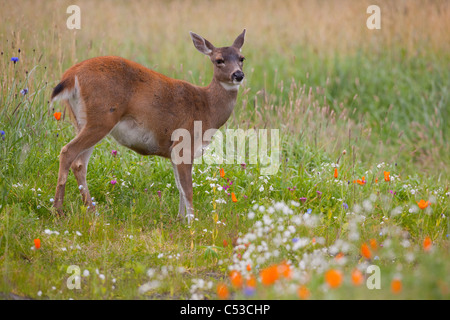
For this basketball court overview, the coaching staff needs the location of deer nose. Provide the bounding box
[232,70,245,82]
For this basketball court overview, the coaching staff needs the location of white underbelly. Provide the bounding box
[109,118,159,155]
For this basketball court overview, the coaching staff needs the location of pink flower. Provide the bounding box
[110,180,117,185]
[111,150,117,156]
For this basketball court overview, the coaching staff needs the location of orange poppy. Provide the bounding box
[423,236,432,252]
[246,275,256,288]
[391,278,402,294]
[34,238,41,249]
[351,268,364,286]
[246,264,252,272]
[230,270,243,288]
[369,238,378,251]
[384,171,390,182]
[217,283,229,299]
[297,285,310,300]
[334,168,338,179]
[260,265,279,286]
[375,177,379,183]
[223,239,228,247]
[53,112,62,121]
[417,199,430,210]
[335,252,344,261]
[361,243,372,259]
[220,168,225,178]
[278,261,292,279]
[231,192,237,203]
[325,269,343,289]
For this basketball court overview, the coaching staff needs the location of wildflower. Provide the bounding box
[231,192,237,203]
[110,180,117,185]
[217,283,229,299]
[334,168,338,179]
[243,286,255,297]
[34,238,41,249]
[299,197,307,203]
[355,176,366,185]
[351,269,364,286]
[220,168,225,178]
[229,270,243,289]
[391,278,402,294]
[306,208,312,214]
[423,236,432,252]
[278,261,292,279]
[240,163,247,170]
[20,88,28,95]
[361,243,372,259]
[111,150,117,156]
[246,275,256,288]
[342,203,349,210]
[369,239,378,251]
[317,191,322,197]
[53,112,62,121]
[260,265,279,286]
[297,285,310,300]
[417,199,430,210]
[375,178,378,183]
[325,269,343,289]
[384,171,390,182]
[223,239,228,247]
[11,57,19,64]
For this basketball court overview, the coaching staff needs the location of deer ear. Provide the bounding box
[190,32,215,55]
[232,29,246,50]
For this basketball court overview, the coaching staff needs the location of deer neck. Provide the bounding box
[203,78,239,129]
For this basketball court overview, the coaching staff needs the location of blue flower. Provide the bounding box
[11,57,19,63]
[0,130,5,136]
[306,208,312,214]
[292,237,299,243]
[343,203,349,210]
[20,88,28,95]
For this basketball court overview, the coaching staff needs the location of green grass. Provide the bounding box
[1,0,449,300]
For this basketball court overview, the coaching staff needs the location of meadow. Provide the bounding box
[0,0,449,300]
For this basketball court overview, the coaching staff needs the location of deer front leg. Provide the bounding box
[173,162,194,223]
[172,162,186,219]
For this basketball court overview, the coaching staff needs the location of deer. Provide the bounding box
[50,30,246,224]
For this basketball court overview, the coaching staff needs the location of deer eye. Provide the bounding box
[239,57,245,63]
[215,59,225,65]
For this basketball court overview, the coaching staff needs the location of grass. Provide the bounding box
[0,0,449,300]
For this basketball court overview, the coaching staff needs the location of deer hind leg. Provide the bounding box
[172,162,194,223]
[53,124,111,215]
[71,146,94,208]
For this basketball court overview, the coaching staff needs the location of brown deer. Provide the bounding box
[50,30,246,223]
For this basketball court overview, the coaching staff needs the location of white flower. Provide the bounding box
[83,270,90,277]
[259,185,264,192]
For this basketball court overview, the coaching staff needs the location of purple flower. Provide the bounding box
[241,163,247,169]
[343,203,349,210]
[111,150,117,156]
[157,190,162,199]
[11,57,19,63]
[20,88,28,95]
[292,237,299,243]
[243,286,255,296]
[389,190,397,195]
[306,208,312,214]
[110,180,117,185]
[299,197,307,203]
